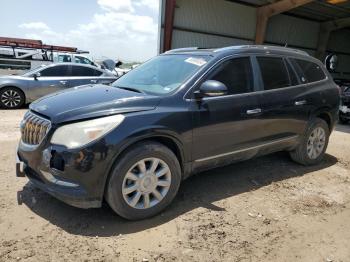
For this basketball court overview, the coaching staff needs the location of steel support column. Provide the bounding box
[163,0,176,52]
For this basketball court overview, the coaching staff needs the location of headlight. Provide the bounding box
[51,114,125,149]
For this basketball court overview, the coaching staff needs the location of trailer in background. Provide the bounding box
[0,37,96,75]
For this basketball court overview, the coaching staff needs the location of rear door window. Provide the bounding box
[71,65,103,76]
[285,60,299,86]
[291,59,326,83]
[207,57,253,95]
[40,65,70,77]
[257,57,290,90]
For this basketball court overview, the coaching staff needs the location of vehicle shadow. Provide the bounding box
[19,152,337,237]
[335,123,350,134]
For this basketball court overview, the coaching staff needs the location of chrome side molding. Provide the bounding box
[195,135,299,162]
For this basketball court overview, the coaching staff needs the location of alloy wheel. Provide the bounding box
[1,89,21,108]
[307,127,326,159]
[122,157,171,209]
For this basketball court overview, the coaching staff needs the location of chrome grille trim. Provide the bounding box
[20,111,51,146]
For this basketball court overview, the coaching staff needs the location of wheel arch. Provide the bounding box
[316,112,332,130]
[102,133,187,199]
[311,108,333,131]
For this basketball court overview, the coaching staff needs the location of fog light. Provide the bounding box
[50,151,65,171]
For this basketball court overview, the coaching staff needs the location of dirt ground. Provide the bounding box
[0,109,350,262]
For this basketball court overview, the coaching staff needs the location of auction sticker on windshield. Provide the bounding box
[185,57,207,67]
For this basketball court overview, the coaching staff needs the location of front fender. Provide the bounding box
[112,125,186,166]
[100,126,189,199]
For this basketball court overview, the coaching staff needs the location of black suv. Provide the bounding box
[16,45,340,220]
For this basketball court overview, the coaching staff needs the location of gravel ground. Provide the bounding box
[0,109,350,262]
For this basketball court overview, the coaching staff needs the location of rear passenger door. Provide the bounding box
[69,65,104,87]
[290,57,329,118]
[254,56,310,142]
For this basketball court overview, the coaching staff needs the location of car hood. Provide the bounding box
[30,84,161,124]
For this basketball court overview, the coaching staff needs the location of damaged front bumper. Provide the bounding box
[16,140,111,209]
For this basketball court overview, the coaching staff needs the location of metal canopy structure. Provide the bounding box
[236,0,350,22]
[232,0,350,58]
[160,0,350,79]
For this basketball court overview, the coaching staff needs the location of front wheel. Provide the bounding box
[0,87,25,109]
[105,142,181,220]
[290,118,329,166]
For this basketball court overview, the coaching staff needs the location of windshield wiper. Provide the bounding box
[116,86,144,94]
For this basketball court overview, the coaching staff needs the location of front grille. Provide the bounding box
[20,111,51,146]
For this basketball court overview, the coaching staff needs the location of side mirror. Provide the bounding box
[33,72,41,80]
[325,53,338,72]
[115,61,123,68]
[194,80,228,99]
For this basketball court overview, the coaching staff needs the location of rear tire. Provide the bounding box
[0,87,25,109]
[105,141,181,220]
[290,118,329,166]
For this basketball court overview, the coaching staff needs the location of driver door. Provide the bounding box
[29,65,71,100]
[191,56,265,172]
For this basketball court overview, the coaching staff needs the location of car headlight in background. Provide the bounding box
[51,114,125,149]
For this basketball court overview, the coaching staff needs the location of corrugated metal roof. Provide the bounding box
[225,0,350,22]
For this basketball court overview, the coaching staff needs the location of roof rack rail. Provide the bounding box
[165,47,199,54]
[261,45,310,56]
[213,46,248,53]
[214,45,309,56]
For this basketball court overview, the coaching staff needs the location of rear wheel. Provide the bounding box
[0,87,25,109]
[290,118,329,166]
[105,142,181,220]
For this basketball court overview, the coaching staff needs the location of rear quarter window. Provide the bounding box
[292,59,326,83]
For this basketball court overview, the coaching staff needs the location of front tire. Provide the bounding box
[105,142,181,220]
[0,87,25,109]
[290,118,329,166]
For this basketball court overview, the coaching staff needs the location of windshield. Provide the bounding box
[112,54,211,95]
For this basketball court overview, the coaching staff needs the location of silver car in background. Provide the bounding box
[0,63,117,108]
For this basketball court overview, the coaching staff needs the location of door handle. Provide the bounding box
[295,100,307,106]
[246,108,262,115]
[90,80,97,83]
[59,80,67,85]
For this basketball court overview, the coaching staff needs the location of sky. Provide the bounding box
[0,0,160,62]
